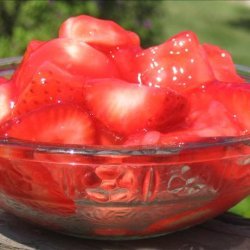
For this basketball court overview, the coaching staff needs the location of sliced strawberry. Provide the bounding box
[124,130,201,146]
[96,124,124,146]
[6,104,96,145]
[124,131,162,146]
[124,86,241,147]
[0,77,8,84]
[59,15,140,50]
[0,82,16,124]
[13,62,85,116]
[110,46,142,82]
[0,158,75,215]
[11,40,46,84]
[13,38,119,93]
[144,190,248,236]
[83,78,189,136]
[201,82,250,133]
[186,87,241,137]
[132,31,214,92]
[202,44,245,83]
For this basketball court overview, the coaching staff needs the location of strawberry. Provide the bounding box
[0,158,75,215]
[59,15,140,50]
[186,86,242,137]
[124,83,242,147]
[83,78,189,136]
[202,44,245,83]
[0,77,8,84]
[13,38,119,93]
[201,82,250,133]
[11,40,46,85]
[13,62,85,116]
[116,31,215,92]
[0,82,16,123]
[124,130,201,146]
[6,104,96,145]
[109,46,142,82]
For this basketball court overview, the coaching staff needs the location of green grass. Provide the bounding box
[160,1,250,218]
[230,196,250,218]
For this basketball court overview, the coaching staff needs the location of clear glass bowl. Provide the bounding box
[0,58,249,239]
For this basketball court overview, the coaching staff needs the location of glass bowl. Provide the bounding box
[0,58,249,240]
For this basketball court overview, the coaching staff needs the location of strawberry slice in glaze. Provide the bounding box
[0,77,8,84]
[202,44,245,83]
[83,78,188,136]
[13,38,119,93]
[0,82,16,123]
[185,84,242,137]
[201,82,250,133]
[59,15,140,50]
[122,31,214,92]
[0,158,75,215]
[124,86,241,147]
[5,104,96,145]
[13,62,86,116]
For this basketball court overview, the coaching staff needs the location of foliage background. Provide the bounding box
[0,0,249,217]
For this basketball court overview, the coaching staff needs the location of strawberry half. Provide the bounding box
[59,15,140,50]
[202,44,245,83]
[185,84,242,137]
[6,104,96,145]
[11,40,46,85]
[0,158,75,215]
[0,77,8,84]
[13,62,86,116]
[202,81,250,133]
[0,82,16,123]
[128,31,214,92]
[13,38,119,93]
[83,78,189,136]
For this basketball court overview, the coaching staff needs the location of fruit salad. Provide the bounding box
[0,15,249,239]
[0,15,248,145]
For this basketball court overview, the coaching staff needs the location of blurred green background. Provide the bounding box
[0,0,249,217]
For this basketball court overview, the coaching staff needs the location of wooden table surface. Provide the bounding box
[0,209,249,250]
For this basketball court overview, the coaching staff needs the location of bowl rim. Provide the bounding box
[0,135,250,156]
[0,58,250,156]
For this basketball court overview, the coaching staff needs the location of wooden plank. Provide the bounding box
[0,209,249,250]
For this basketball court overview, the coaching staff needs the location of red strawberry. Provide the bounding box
[124,83,242,147]
[124,130,200,146]
[0,82,16,123]
[13,62,85,116]
[0,158,75,215]
[59,15,140,50]
[186,87,242,137]
[13,38,119,93]
[0,77,8,84]
[83,78,189,136]
[6,104,96,145]
[202,44,245,83]
[201,82,250,133]
[144,190,248,236]
[110,46,142,82]
[115,31,214,92]
[11,40,46,84]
